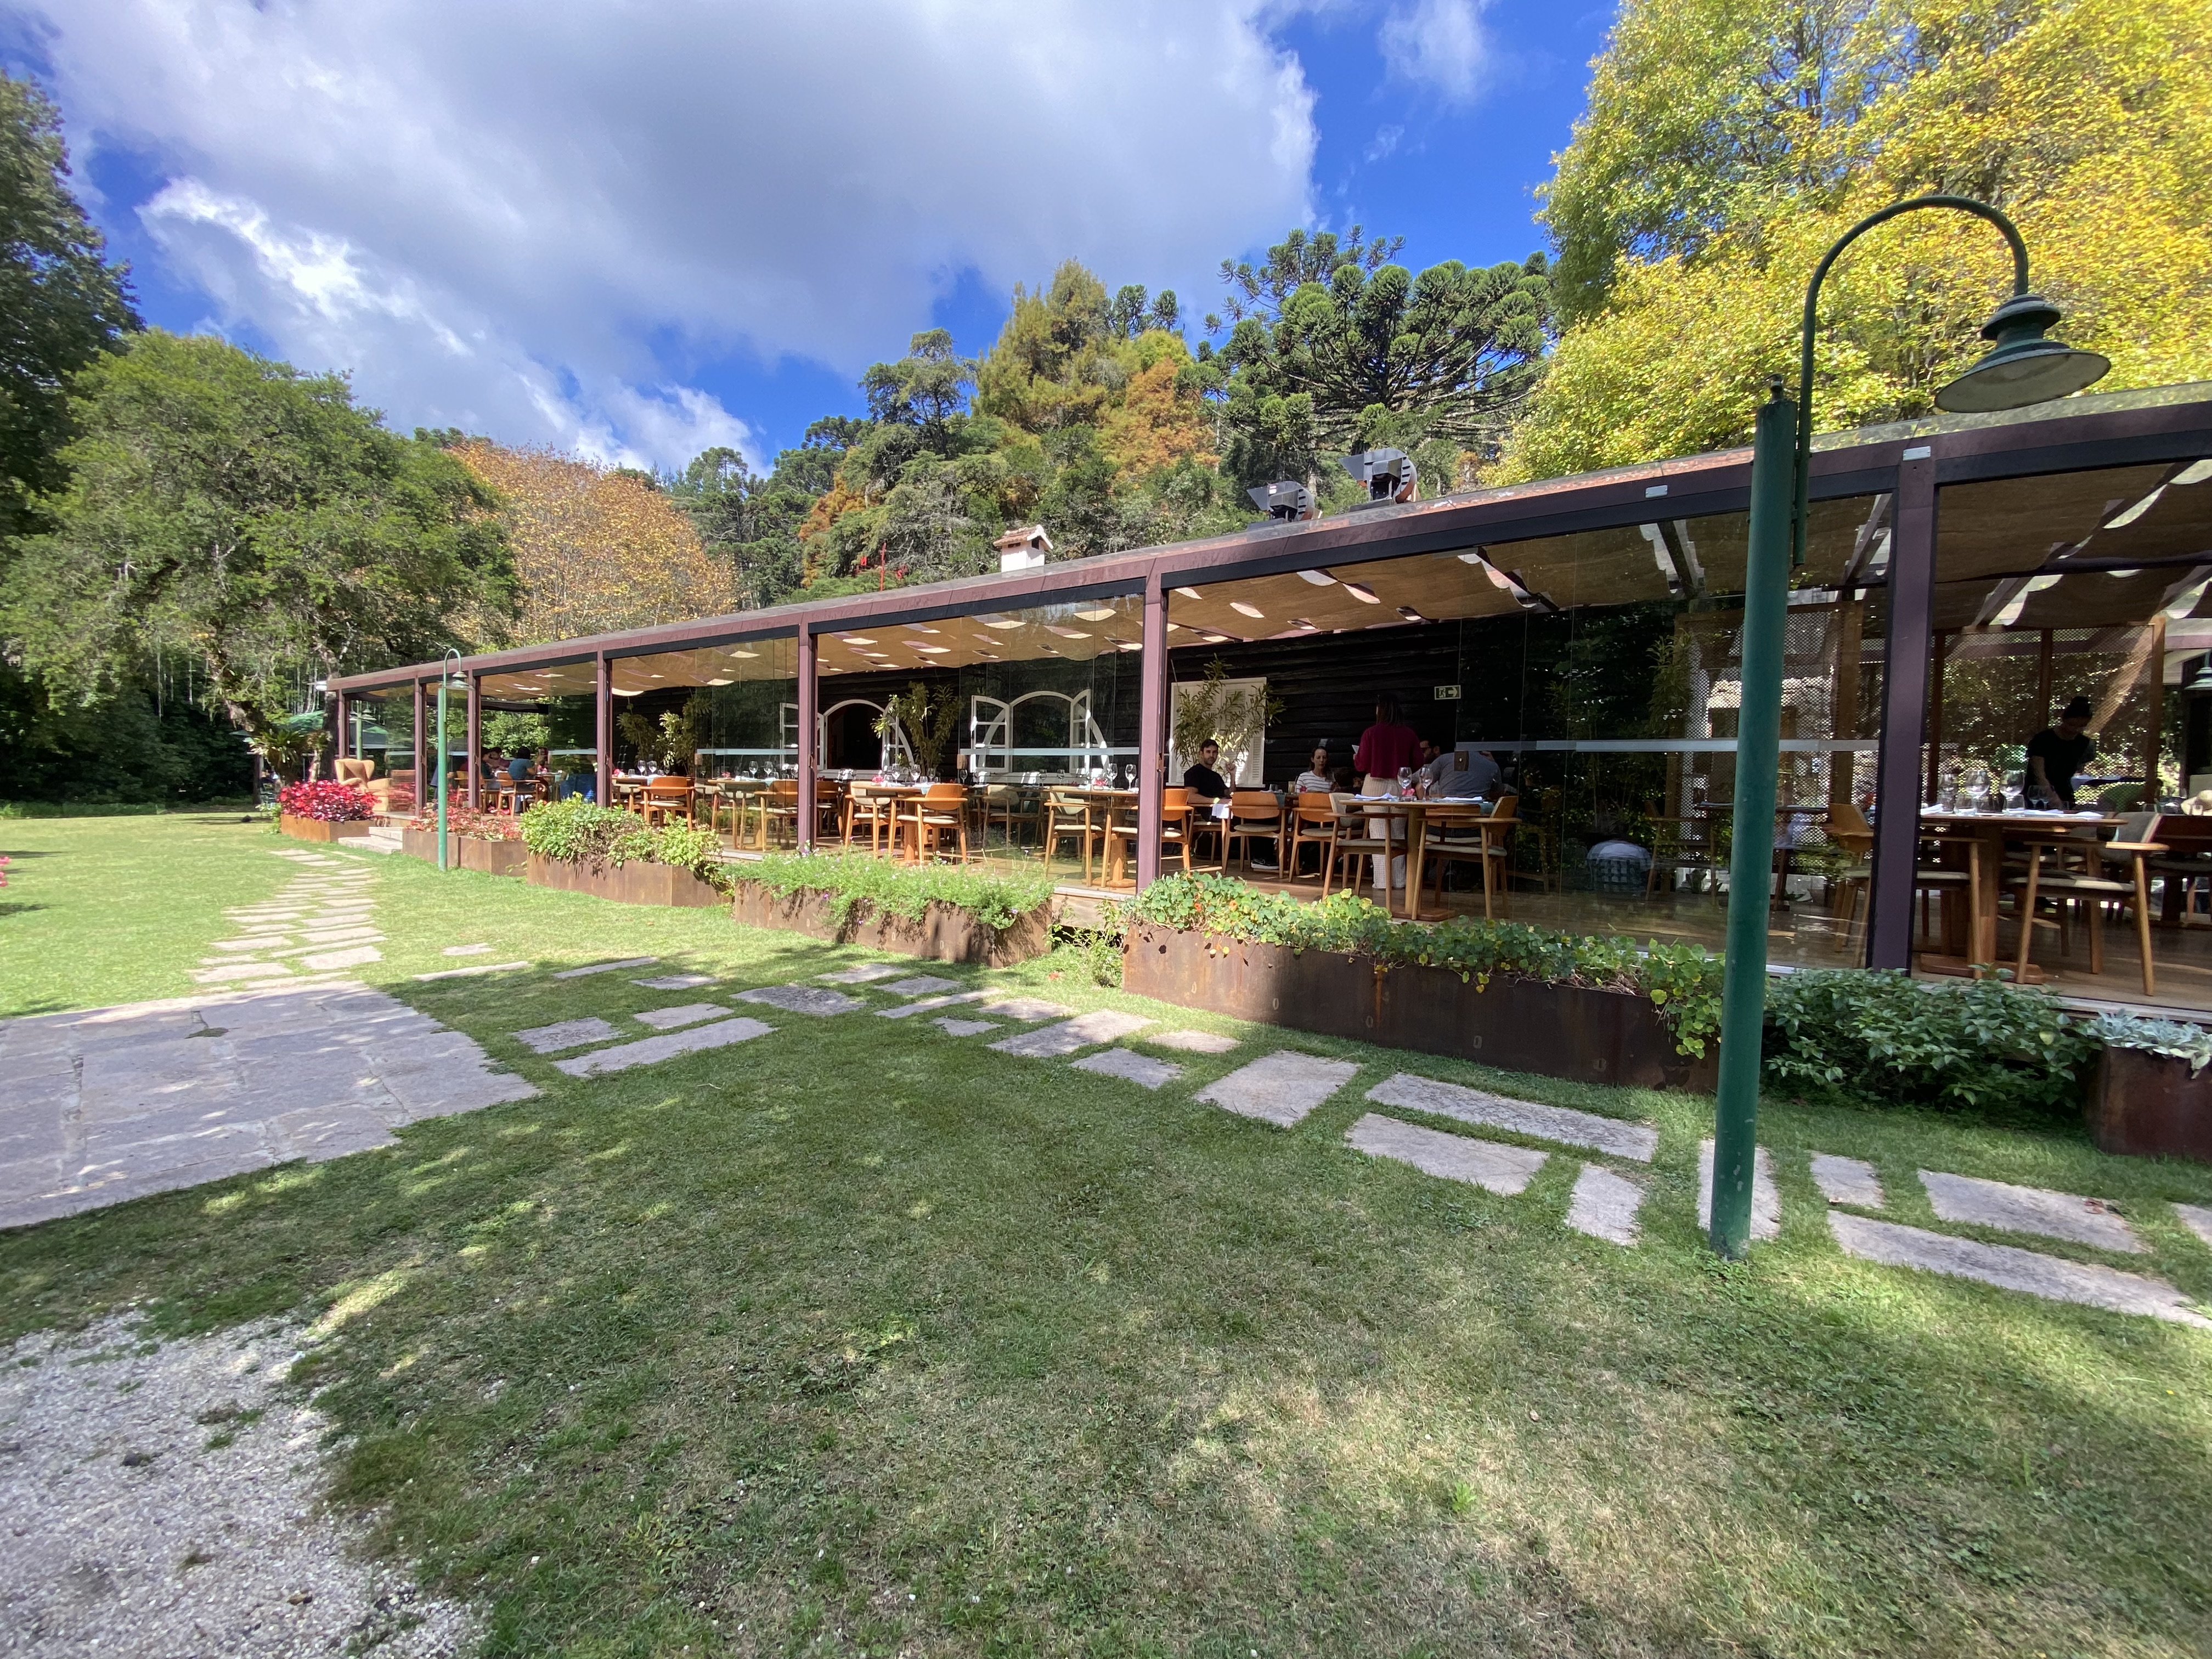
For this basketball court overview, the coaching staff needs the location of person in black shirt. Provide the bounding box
[2025,696,2097,807]
[1183,740,1232,801]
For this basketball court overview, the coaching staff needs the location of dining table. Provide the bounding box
[1915,808,2126,980]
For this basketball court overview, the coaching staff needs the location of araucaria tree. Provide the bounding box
[7,331,517,761]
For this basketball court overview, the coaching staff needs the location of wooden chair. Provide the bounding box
[1420,795,1519,918]
[1286,795,1373,896]
[844,787,900,856]
[983,783,1041,853]
[1042,792,1102,883]
[914,783,969,863]
[2124,813,2212,926]
[1224,790,1284,872]
[814,778,844,844]
[760,780,801,848]
[639,775,695,829]
[2012,827,2161,996]
[1821,801,1877,956]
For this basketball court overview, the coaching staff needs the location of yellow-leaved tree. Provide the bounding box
[452,441,738,642]
[1494,0,2212,483]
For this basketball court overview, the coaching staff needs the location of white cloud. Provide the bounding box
[1380,0,1496,106]
[22,0,1320,470]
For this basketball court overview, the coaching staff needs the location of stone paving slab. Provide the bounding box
[988,1011,1150,1059]
[634,1003,730,1030]
[0,981,537,1228]
[1830,1212,2209,1327]
[1566,1163,1645,1245]
[443,943,494,956]
[736,984,867,1016]
[414,961,531,981]
[876,990,991,1019]
[301,946,382,972]
[297,926,381,945]
[552,957,657,978]
[933,1017,1000,1037]
[1918,1170,2143,1254]
[1348,1111,1547,1194]
[211,934,293,951]
[1143,1029,1239,1054]
[885,975,962,996]
[634,973,715,991]
[552,1017,774,1078]
[1071,1048,1184,1090]
[1365,1073,1658,1163]
[978,996,1074,1022]
[1810,1153,1886,1209]
[1197,1051,1359,1128]
[2176,1202,2212,1250]
[190,961,292,985]
[1698,1141,1781,1243]
[819,961,909,984]
[514,1017,623,1054]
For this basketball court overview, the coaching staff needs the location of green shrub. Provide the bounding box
[1763,969,2095,1120]
[745,850,1053,934]
[518,798,729,890]
[1125,873,1723,1057]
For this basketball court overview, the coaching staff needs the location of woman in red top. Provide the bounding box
[1353,693,1420,890]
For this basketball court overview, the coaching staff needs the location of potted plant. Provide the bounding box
[2085,1013,2212,1163]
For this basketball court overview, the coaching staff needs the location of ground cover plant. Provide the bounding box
[2,817,2211,1657]
[517,797,728,889]
[1130,872,1724,1056]
[746,848,1054,934]
[278,779,376,822]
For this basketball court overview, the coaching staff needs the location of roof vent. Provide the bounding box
[995,524,1052,572]
[1344,447,1417,506]
[1247,481,1314,522]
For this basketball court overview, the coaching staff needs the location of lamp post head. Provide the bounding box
[1934,291,2110,413]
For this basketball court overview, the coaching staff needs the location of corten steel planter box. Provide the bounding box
[279,814,373,843]
[1123,923,1717,1092]
[730,881,1053,967]
[526,853,724,908]
[2087,1048,2212,1164]
[397,831,525,876]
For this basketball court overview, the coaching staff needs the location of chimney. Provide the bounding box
[995,524,1052,572]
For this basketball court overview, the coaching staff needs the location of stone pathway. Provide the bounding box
[0,981,536,1229]
[736,984,867,1016]
[1809,1153,1884,1209]
[1347,1112,1546,1194]
[1830,1213,2210,1328]
[1697,1140,1781,1243]
[551,1017,774,1078]
[1565,1164,1646,1246]
[1195,1051,1359,1127]
[190,853,384,986]
[988,1011,1151,1059]
[1918,1169,2144,1253]
[1071,1048,1183,1090]
[633,973,715,991]
[1143,1029,1239,1054]
[1365,1073,1659,1162]
[552,957,657,979]
[634,1002,729,1030]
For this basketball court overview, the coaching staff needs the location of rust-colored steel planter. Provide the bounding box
[459,838,527,877]
[278,814,373,843]
[730,881,1053,967]
[2088,1048,2212,1164]
[526,853,724,907]
[1123,923,1716,1092]
[399,828,457,865]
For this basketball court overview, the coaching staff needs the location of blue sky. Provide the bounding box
[7,1,1613,470]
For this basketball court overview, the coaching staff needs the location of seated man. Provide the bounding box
[1424,743,1503,800]
[506,749,537,783]
[1183,740,1232,803]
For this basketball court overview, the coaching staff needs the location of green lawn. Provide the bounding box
[3,816,2211,1657]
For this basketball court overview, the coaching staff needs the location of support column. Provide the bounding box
[2143,613,2168,804]
[411,679,426,815]
[1136,572,1167,889]
[595,652,614,806]
[796,623,817,851]
[465,673,482,809]
[1868,453,1939,970]
[335,692,351,764]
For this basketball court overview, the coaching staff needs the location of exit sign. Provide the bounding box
[1433,684,1462,701]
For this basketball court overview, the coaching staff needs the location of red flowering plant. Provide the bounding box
[403,805,524,841]
[278,780,377,822]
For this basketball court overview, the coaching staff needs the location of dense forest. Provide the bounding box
[1,0,2207,799]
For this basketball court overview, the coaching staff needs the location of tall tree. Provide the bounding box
[452,439,737,641]
[0,73,138,540]
[1499,0,2212,482]
[1209,229,1552,484]
[8,331,514,760]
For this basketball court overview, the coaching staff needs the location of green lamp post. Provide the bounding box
[435,648,462,871]
[1707,195,2111,1259]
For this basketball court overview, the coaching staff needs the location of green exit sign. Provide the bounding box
[1434,684,1462,701]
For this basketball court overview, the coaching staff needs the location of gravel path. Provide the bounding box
[0,1316,475,1657]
